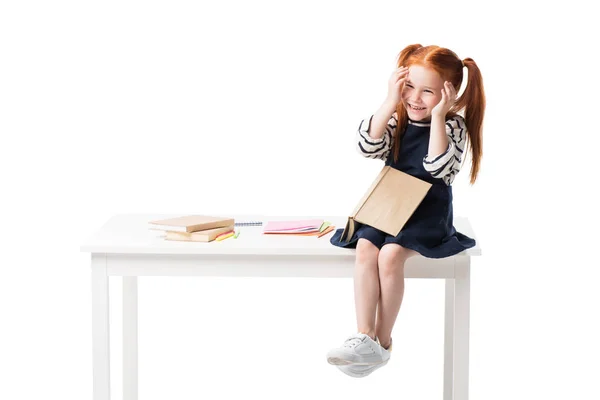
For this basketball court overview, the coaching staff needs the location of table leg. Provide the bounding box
[123,277,138,400]
[92,254,111,400]
[443,257,471,400]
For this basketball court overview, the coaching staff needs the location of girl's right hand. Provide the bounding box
[386,66,409,107]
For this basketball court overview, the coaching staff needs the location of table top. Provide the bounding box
[80,214,481,256]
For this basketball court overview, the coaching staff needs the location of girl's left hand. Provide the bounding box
[432,81,457,117]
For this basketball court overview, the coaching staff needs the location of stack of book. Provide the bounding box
[149,215,235,242]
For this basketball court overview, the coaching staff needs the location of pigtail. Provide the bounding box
[454,58,486,184]
[392,44,422,163]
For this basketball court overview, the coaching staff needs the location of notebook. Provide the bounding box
[263,219,324,234]
[149,215,234,233]
[263,225,335,237]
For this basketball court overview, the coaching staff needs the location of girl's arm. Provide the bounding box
[369,100,398,139]
[428,114,450,158]
[355,110,397,160]
[422,115,468,185]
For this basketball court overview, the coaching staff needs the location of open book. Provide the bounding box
[341,166,432,242]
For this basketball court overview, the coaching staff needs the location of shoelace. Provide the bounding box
[342,335,365,349]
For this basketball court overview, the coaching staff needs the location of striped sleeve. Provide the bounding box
[355,112,397,160]
[422,115,467,185]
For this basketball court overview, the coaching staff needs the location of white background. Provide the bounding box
[1,0,598,399]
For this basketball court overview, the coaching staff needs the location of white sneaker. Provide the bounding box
[326,333,390,366]
[336,337,393,378]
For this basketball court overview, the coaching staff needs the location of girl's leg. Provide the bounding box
[375,244,418,349]
[354,238,381,340]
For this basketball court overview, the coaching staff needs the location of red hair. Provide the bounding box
[393,44,486,184]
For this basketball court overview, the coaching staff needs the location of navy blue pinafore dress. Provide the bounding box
[329,119,475,258]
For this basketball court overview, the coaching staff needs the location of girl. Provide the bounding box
[326,44,486,378]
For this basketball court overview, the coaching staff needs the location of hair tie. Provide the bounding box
[461,59,465,67]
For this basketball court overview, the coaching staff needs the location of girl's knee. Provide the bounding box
[355,238,380,265]
[378,244,417,273]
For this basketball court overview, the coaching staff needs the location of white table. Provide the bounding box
[81,214,481,400]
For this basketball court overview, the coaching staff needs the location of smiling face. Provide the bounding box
[402,65,445,122]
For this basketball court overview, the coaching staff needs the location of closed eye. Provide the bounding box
[406,83,433,94]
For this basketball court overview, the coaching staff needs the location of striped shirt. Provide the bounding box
[356,112,468,186]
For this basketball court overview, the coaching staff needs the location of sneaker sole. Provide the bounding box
[327,356,385,366]
[337,360,389,378]
[326,349,385,366]
[327,357,354,366]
